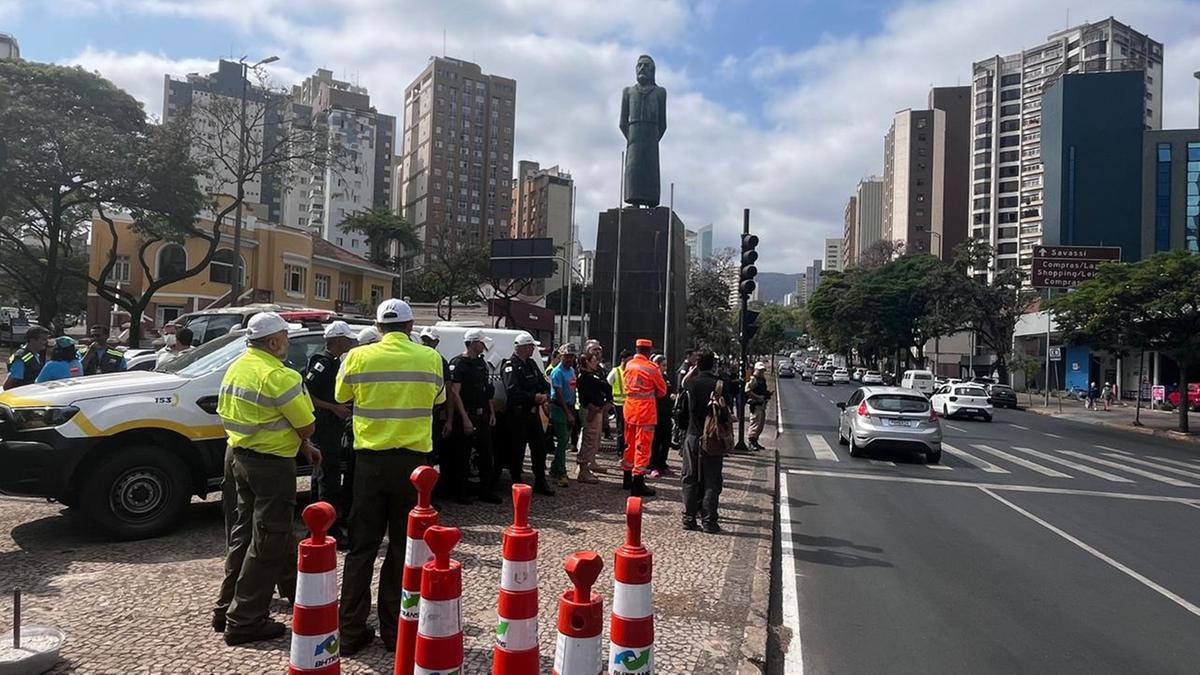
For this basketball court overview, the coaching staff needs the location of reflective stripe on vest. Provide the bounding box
[338,332,446,452]
[217,348,313,457]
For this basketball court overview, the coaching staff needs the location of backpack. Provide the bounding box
[700,379,735,457]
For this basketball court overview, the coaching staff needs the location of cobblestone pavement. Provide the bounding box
[0,440,774,674]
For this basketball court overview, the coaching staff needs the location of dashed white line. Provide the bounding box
[1059,451,1198,488]
[1009,446,1134,483]
[925,463,954,471]
[1100,453,1200,481]
[980,488,1200,620]
[942,443,1010,473]
[945,424,969,433]
[806,434,840,462]
[970,444,1072,478]
[1043,432,1064,439]
[779,474,805,674]
[1009,424,1031,431]
[869,459,896,466]
[1095,445,1123,453]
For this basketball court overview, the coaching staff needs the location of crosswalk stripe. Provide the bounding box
[970,444,1072,478]
[1094,445,1123,453]
[1009,447,1134,483]
[869,459,895,466]
[942,443,1010,473]
[1059,451,1198,488]
[806,434,840,462]
[1147,455,1200,471]
[1100,453,1200,481]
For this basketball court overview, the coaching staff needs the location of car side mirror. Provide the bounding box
[835,402,846,409]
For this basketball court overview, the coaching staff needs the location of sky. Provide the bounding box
[3,0,1200,273]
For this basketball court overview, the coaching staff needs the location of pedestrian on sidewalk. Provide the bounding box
[35,336,85,383]
[3,324,48,390]
[575,352,611,483]
[649,354,674,477]
[549,343,579,488]
[622,339,668,496]
[303,321,357,546]
[1087,382,1099,410]
[608,350,633,456]
[745,362,771,451]
[503,332,555,495]
[446,329,502,505]
[1102,381,1114,411]
[674,349,727,534]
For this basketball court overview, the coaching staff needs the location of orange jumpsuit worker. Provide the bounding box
[622,338,668,497]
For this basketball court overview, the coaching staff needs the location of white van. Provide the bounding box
[901,369,936,396]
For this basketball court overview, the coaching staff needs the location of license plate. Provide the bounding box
[883,419,917,428]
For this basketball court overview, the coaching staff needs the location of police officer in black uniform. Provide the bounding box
[304,320,356,545]
[446,328,502,505]
[3,324,49,390]
[502,331,555,496]
[80,324,127,375]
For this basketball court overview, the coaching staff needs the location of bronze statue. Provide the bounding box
[620,55,667,208]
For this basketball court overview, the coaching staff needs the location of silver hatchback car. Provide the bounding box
[836,386,942,463]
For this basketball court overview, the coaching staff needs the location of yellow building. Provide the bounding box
[86,212,395,329]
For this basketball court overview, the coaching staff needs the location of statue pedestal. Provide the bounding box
[591,206,688,363]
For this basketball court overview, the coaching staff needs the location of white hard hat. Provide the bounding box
[463,328,485,343]
[323,320,354,339]
[376,298,413,324]
[357,326,381,345]
[246,312,290,339]
[754,361,766,370]
[419,326,440,341]
[514,331,536,347]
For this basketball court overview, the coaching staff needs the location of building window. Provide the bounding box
[209,249,244,284]
[1155,143,1172,252]
[338,280,352,302]
[370,284,384,305]
[315,274,331,300]
[106,255,131,283]
[284,264,307,295]
[157,244,187,278]
[1187,142,1200,253]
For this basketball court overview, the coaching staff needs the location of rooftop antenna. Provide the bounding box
[443,29,447,57]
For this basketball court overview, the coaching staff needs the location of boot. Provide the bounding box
[532,478,556,496]
[622,471,633,490]
[576,465,600,484]
[631,474,656,497]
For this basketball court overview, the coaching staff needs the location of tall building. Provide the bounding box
[794,273,808,306]
[1142,129,1200,257]
[0,33,18,59]
[929,86,972,261]
[511,161,574,295]
[576,249,595,285]
[1042,71,1146,259]
[805,260,822,299]
[397,56,516,258]
[685,228,699,264]
[824,238,844,272]
[842,196,858,269]
[283,68,396,256]
[971,18,1163,272]
[883,109,942,255]
[696,223,714,261]
[854,177,885,256]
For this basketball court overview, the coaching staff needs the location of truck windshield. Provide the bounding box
[158,331,247,378]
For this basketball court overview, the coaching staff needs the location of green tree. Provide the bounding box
[407,242,490,320]
[1008,350,1043,406]
[1048,251,1200,432]
[686,250,736,354]
[953,240,1039,382]
[750,304,806,356]
[339,207,422,269]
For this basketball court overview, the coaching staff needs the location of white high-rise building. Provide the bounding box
[854,177,885,256]
[971,18,1162,273]
[823,238,845,272]
[0,33,19,60]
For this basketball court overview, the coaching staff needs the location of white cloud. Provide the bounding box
[52,0,1200,273]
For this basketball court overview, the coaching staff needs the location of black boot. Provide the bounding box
[622,471,633,490]
[631,474,656,497]
[533,478,556,496]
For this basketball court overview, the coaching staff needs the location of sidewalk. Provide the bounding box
[1019,394,1199,445]
[0,437,775,674]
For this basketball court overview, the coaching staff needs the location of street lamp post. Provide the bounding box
[230,55,279,307]
[1193,71,1200,129]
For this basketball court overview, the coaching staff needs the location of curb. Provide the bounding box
[735,390,778,675]
[1022,406,1200,446]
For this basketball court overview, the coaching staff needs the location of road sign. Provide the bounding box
[490,237,556,279]
[1048,346,1062,361]
[1030,245,1121,288]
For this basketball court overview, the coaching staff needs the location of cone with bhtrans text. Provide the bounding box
[414,525,464,675]
[395,466,441,675]
[608,497,654,674]
[493,484,540,674]
[289,502,340,675]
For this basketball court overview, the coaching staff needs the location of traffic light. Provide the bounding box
[739,233,759,297]
[742,308,760,344]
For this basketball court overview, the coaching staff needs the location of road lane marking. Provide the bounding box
[869,459,895,466]
[942,443,1010,473]
[1187,503,1200,512]
[1059,451,1198,488]
[1043,432,1065,439]
[785,468,1200,504]
[1100,453,1200,481]
[1009,447,1134,483]
[1095,445,1123,453]
[779,473,805,674]
[776,380,785,438]
[806,434,839,462]
[925,464,954,470]
[970,444,1072,478]
[1009,424,1031,430]
[1147,455,1200,471]
[945,424,969,433]
[979,488,1200,620]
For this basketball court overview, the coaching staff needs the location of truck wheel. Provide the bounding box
[80,445,192,540]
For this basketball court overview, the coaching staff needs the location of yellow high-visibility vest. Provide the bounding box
[336,331,446,452]
[611,365,626,405]
[218,347,315,457]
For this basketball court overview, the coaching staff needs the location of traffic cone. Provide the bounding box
[395,465,441,675]
[609,497,654,674]
[289,502,340,675]
[414,526,464,675]
[493,484,539,674]
[552,551,604,675]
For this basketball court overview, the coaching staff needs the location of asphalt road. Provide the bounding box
[773,375,1200,675]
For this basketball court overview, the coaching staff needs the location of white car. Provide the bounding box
[930,383,994,422]
[862,370,884,385]
[832,368,850,384]
[0,323,540,539]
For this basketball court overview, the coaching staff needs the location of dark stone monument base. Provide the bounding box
[592,206,688,364]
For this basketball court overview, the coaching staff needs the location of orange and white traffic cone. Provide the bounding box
[609,497,654,674]
[395,466,440,675]
[552,551,605,675]
[289,502,340,675]
[493,484,539,674]
[414,525,464,675]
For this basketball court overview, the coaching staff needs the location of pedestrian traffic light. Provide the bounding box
[742,308,760,344]
[740,233,759,297]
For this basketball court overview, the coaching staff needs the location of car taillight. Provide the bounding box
[929,408,938,421]
[856,401,869,417]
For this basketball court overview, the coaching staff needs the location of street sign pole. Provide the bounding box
[1045,305,1051,407]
